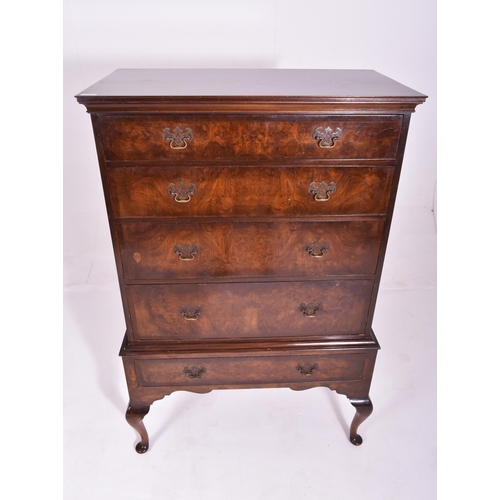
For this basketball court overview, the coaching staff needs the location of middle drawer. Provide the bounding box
[118,219,384,280]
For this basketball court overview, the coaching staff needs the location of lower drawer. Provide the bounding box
[133,352,368,387]
[126,280,373,340]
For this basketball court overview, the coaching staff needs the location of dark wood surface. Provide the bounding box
[118,219,384,280]
[134,352,367,386]
[108,166,394,218]
[76,68,426,99]
[77,69,426,452]
[122,347,378,402]
[99,114,402,162]
[126,280,373,340]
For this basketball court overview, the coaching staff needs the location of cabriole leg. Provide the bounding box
[125,402,150,454]
[349,397,373,446]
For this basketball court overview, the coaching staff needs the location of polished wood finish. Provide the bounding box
[349,398,374,445]
[118,220,385,280]
[76,69,426,99]
[125,403,150,454]
[134,353,367,387]
[126,280,373,341]
[108,166,395,218]
[100,115,402,162]
[76,69,425,453]
[122,348,378,397]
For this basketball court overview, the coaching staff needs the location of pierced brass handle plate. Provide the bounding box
[168,182,196,203]
[299,302,322,318]
[308,181,337,202]
[312,126,342,148]
[173,243,199,261]
[179,305,202,321]
[296,362,319,376]
[305,241,330,258]
[162,126,193,149]
[184,366,206,379]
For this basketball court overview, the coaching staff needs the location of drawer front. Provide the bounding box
[119,220,384,279]
[133,353,367,387]
[100,115,402,162]
[109,166,394,218]
[126,280,373,340]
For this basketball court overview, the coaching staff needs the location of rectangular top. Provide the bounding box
[76,69,426,99]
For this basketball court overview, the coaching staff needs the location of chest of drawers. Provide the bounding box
[76,69,426,453]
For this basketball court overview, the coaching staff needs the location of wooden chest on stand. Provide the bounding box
[76,69,426,453]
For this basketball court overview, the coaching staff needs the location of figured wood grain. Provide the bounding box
[118,220,384,280]
[108,166,394,218]
[100,114,402,162]
[134,352,367,387]
[76,69,426,451]
[126,280,373,341]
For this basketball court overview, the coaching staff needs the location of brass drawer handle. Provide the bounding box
[308,181,337,202]
[296,362,319,376]
[173,243,199,261]
[168,182,196,203]
[299,302,322,318]
[184,366,206,379]
[162,126,193,149]
[305,241,330,258]
[312,126,342,148]
[179,305,202,320]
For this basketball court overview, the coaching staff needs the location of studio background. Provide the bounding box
[64,1,436,499]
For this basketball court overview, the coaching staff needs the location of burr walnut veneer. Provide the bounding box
[76,69,426,453]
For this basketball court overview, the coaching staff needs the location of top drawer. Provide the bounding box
[99,115,403,162]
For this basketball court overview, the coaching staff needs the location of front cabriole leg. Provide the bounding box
[349,397,373,446]
[125,402,151,454]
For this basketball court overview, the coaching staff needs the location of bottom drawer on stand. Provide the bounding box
[132,352,368,387]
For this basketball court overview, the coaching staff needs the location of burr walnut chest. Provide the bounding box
[76,69,426,453]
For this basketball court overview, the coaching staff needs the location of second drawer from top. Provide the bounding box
[108,165,394,218]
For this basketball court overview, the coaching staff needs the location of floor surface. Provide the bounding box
[64,284,436,500]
